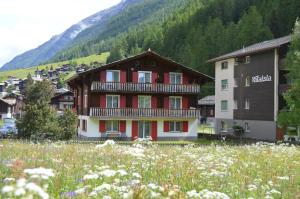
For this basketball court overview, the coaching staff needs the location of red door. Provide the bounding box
[132,121,138,141]
[151,121,158,141]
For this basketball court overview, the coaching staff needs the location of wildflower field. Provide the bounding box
[0,140,300,199]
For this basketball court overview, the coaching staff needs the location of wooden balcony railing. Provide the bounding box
[91,82,201,94]
[90,107,200,118]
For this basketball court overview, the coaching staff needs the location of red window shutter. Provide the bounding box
[120,71,126,83]
[182,73,188,84]
[99,120,106,133]
[132,72,138,83]
[100,71,106,82]
[183,96,189,109]
[132,121,138,140]
[164,96,169,109]
[151,96,157,108]
[151,121,158,141]
[132,95,138,108]
[100,95,106,108]
[164,73,169,84]
[120,95,126,108]
[182,121,189,132]
[164,121,169,132]
[120,121,126,133]
[152,72,158,84]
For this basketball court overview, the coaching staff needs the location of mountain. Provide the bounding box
[0,0,139,71]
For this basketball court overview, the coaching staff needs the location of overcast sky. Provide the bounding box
[0,0,121,67]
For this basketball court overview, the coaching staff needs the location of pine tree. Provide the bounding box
[278,20,300,137]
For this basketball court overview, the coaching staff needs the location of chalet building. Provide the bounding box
[198,95,215,124]
[50,90,74,111]
[208,35,291,141]
[0,93,24,119]
[67,50,212,140]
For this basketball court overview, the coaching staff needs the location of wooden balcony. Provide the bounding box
[91,82,201,94]
[90,107,200,118]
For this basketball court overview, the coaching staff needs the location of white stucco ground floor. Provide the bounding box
[77,115,198,141]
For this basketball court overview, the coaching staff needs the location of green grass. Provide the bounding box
[0,52,110,82]
[0,140,299,198]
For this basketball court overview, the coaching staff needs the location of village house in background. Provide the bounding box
[50,88,74,112]
[209,35,292,141]
[67,50,212,140]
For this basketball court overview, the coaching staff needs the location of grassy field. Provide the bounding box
[0,140,299,198]
[0,52,110,82]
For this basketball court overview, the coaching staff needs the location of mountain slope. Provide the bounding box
[0,0,138,71]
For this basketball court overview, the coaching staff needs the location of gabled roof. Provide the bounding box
[67,50,213,82]
[51,90,73,100]
[208,35,291,63]
[198,95,215,105]
[0,98,16,106]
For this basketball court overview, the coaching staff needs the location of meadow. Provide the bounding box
[0,52,109,82]
[0,140,299,199]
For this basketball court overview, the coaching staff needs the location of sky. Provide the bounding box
[0,0,121,67]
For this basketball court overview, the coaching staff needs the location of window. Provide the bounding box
[221,100,228,111]
[221,79,228,90]
[138,96,151,108]
[170,72,182,84]
[234,78,238,87]
[221,121,228,132]
[82,120,87,132]
[170,121,182,133]
[245,99,250,109]
[170,97,182,109]
[245,122,250,132]
[221,61,228,70]
[245,76,250,87]
[138,71,152,83]
[245,56,251,64]
[106,121,119,132]
[234,100,238,110]
[106,95,119,108]
[106,70,120,82]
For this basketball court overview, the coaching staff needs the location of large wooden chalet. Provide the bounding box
[67,50,212,140]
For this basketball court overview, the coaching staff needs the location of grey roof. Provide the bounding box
[198,95,215,105]
[208,35,291,63]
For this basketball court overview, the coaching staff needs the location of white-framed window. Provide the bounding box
[234,100,238,110]
[106,70,120,82]
[221,79,228,90]
[169,96,182,109]
[245,76,250,87]
[138,96,151,108]
[221,100,228,112]
[106,95,120,108]
[221,61,228,70]
[221,121,228,132]
[170,72,182,84]
[234,78,238,87]
[245,99,250,109]
[245,56,251,64]
[138,71,152,83]
[106,121,119,132]
[245,122,250,132]
[170,121,182,133]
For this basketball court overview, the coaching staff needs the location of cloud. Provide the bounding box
[0,0,121,67]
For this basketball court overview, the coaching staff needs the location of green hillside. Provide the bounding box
[0,52,109,82]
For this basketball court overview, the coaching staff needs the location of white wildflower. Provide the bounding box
[2,185,14,194]
[277,176,289,181]
[100,169,116,177]
[25,183,49,199]
[3,177,15,183]
[83,173,99,180]
[15,188,26,196]
[96,140,115,148]
[24,168,54,178]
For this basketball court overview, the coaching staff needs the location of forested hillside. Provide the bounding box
[52,0,300,76]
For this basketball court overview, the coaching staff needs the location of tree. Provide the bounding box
[6,85,16,94]
[106,44,125,64]
[58,109,77,140]
[17,80,57,139]
[278,20,300,137]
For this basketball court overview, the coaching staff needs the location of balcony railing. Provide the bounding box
[91,82,201,94]
[90,107,200,118]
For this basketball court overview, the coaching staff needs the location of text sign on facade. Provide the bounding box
[252,75,272,83]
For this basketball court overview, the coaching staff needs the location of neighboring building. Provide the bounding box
[50,90,74,111]
[2,93,24,119]
[198,95,215,123]
[208,35,291,141]
[67,50,212,140]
